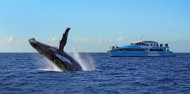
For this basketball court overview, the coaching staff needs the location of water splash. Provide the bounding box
[32,54,61,72]
[71,52,96,71]
[38,59,61,72]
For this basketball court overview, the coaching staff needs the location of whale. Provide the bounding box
[29,28,82,71]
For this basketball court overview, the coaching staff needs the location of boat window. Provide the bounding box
[160,44,163,47]
[150,49,163,51]
[120,49,124,51]
[134,43,148,46]
[131,43,135,45]
[124,48,145,51]
[112,49,120,51]
[167,49,169,52]
[112,46,115,49]
[112,48,145,51]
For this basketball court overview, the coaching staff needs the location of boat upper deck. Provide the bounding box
[115,40,170,49]
[130,41,159,46]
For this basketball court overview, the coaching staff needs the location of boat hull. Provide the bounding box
[108,51,175,57]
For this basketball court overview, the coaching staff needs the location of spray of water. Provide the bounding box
[71,52,96,71]
[38,59,61,72]
[32,54,61,72]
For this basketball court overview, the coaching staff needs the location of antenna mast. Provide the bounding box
[140,35,144,40]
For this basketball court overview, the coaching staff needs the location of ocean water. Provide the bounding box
[0,53,190,94]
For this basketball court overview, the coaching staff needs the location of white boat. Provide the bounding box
[108,41,175,57]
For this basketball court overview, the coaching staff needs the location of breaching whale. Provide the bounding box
[29,28,82,71]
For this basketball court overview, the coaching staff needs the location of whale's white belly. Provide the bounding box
[55,53,71,64]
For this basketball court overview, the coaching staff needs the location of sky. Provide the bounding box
[0,0,190,52]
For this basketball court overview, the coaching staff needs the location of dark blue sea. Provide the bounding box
[0,53,190,94]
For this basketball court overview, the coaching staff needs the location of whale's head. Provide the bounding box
[29,38,57,56]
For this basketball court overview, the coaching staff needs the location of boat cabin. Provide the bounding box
[130,41,159,46]
[108,40,174,57]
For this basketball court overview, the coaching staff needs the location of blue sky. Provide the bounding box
[0,0,190,52]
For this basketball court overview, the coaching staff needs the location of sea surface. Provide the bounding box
[0,53,190,94]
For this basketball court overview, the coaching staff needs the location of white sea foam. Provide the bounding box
[38,59,61,72]
[32,54,61,72]
[71,52,96,71]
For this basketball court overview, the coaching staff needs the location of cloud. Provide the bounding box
[3,36,14,44]
[117,37,125,42]
[96,38,113,44]
[47,36,58,42]
[96,38,104,43]
[46,36,59,46]
[74,38,90,43]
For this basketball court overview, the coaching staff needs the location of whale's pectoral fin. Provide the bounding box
[59,28,70,52]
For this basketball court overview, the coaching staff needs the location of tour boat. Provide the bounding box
[108,41,175,57]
